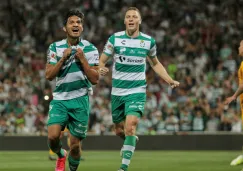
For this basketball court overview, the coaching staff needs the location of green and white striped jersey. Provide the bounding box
[103,31,157,96]
[47,39,99,100]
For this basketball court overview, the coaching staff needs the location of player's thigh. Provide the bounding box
[47,100,68,130]
[67,95,89,140]
[111,95,126,124]
[124,93,146,118]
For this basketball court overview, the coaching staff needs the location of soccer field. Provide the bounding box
[0,151,241,171]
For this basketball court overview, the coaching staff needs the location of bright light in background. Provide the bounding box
[44,95,49,100]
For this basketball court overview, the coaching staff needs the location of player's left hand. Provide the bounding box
[75,48,85,60]
[99,67,109,76]
[224,96,236,105]
[169,80,180,88]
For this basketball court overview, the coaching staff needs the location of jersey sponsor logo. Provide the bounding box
[138,105,144,110]
[129,49,135,54]
[78,123,87,128]
[119,56,126,62]
[119,56,144,64]
[120,47,126,54]
[74,128,87,134]
[121,40,126,45]
[127,58,143,63]
[128,104,144,110]
[137,51,146,55]
[128,105,138,109]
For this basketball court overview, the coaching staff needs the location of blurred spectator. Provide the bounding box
[165,110,179,132]
[192,110,204,131]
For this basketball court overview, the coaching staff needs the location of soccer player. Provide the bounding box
[45,10,99,171]
[99,7,180,171]
[225,40,243,167]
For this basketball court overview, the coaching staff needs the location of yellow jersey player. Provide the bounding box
[225,40,243,168]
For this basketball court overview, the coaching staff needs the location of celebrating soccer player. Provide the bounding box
[45,10,99,171]
[225,40,243,168]
[99,7,179,171]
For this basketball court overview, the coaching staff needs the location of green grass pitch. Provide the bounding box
[0,151,241,171]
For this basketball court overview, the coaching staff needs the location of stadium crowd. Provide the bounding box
[0,0,243,136]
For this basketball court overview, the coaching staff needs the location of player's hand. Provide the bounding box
[169,80,180,88]
[75,48,85,60]
[62,48,72,61]
[99,67,109,76]
[224,96,236,105]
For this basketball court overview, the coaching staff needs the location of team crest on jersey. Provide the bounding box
[140,40,145,47]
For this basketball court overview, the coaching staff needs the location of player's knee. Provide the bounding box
[125,120,138,136]
[48,133,60,142]
[70,143,80,156]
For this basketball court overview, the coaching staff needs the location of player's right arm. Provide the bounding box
[99,53,110,76]
[225,64,243,105]
[45,44,71,81]
[99,35,115,76]
[225,83,243,105]
[147,37,179,88]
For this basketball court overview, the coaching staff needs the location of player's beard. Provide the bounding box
[69,33,81,39]
[67,29,82,39]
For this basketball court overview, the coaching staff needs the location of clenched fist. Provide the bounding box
[99,67,109,76]
[62,48,72,61]
[169,80,180,88]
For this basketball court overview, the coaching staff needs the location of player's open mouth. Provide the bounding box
[129,23,134,26]
[72,28,79,33]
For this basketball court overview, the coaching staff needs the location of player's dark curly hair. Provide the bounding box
[63,10,84,26]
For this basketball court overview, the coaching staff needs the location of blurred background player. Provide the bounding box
[49,128,85,161]
[46,9,99,171]
[99,7,179,171]
[225,40,243,168]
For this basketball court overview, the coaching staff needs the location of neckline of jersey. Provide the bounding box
[125,31,141,39]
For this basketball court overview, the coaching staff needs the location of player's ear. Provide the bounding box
[139,20,142,24]
[63,27,66,32]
